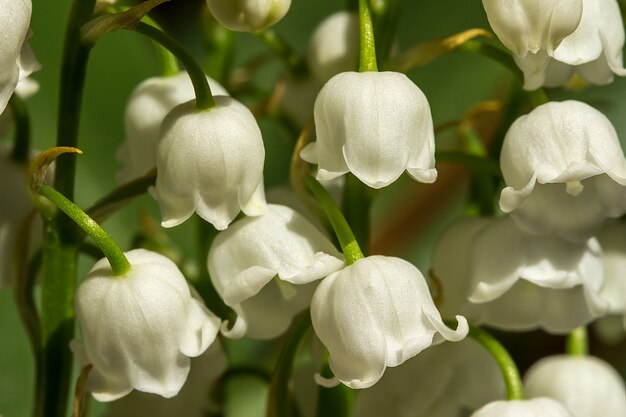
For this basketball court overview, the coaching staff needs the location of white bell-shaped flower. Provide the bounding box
[500,100,626,243]
[150,96,267,230]
[301,71,436,189]
[353,338,505,417]
[433,217,607,334]
[525,355,626,417]
[73,249,221,401]
[470,398,575,417]
[310,255,468,389]
[0,0,39,114]
[525,0,626,89]
[205,0,291,32]
[104,342,227,417]
[482,0,582,90]
[116,72,228,183]
[307,11,359,84]
[208,204,344,339]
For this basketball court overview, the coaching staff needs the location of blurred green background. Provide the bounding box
[2,0,626,416]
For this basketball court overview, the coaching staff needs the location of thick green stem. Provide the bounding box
[358,0,378,72]
[39,1,96,416]
[305,176,364,265]
[8,94,30,163]
[39,185,130,275]
[566,327,588,357]
[255,29,308,77]
[133,22,215,110]
[267,312,312,417]
[468,325,524,400]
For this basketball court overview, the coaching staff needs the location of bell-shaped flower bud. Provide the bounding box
[310,255,468,389]
[354,339,505,417]
[307,11,359,84]
[499,100,626,243]
[524,355,626,417]
[151,96,267,230]
[208,204,344,339]
[524,0,626,89]
[470,398,575,417]
[433,217,607,334]
[482,0,582,57]
[116,72,228,184]
[301,71,436,189]
[205,0,291,32]
[72,249,221,401]
[0,0,40,114]
[104,342,228,417]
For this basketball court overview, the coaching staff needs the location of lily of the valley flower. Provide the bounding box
[500,100,626,243]
[354,338,505,417]
[470,398,575,417]
[0,0,40,114]
[433,217,607,334]
[205,0,291,32]
[529,0,626,89]
[310,255,468,389]
[150,96,267,230]
[208,204,344,339]
[73,249,221,401]
[525,355,626,417]
[307,11,360,84]
[116,72,228,183]
[301,71,436,189]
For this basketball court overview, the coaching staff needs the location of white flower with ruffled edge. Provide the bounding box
[500,100,626,243]
[432,217,607,334]
[310,255,468,389]
[208,204,344,339]
[525,355,626,417]
[524,0,626,89]
[0,0,40,114]
[150,96,267,230]
[205,0,291,32]
[72,249,221,401]
[116,72,228,183]
[301,71,436,189]
[471,398,575,417]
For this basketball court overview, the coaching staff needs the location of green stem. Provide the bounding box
[39,1,96,416]
[341,173,371,255]
[305,176,364,265]
[255,29,308,77]
[39,185,130,276]
[527,88,549,107]
[133,22,215,110]
[566,327,588,357]
[358,0,378,72]
[8,94,30,163]
[468,325,524,400]
[140,13,179,77]
[267,311,311,417]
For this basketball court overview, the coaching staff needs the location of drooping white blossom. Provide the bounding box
[73,249,221,401]
[150,96,267,230]
[104,342,228,417]
[432,217,607,334]
[205,0,291,32]
[310,255,468,389]
[307,11,359,84]
[301,71,436,189]
[208,204,344,339]
[525,355,626,417]
[0,0,39,115]
[500,100,626,243]
[116,72,228,184]
[354,338,505,417]
[526,0,626,89]
[470,398,575,417]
